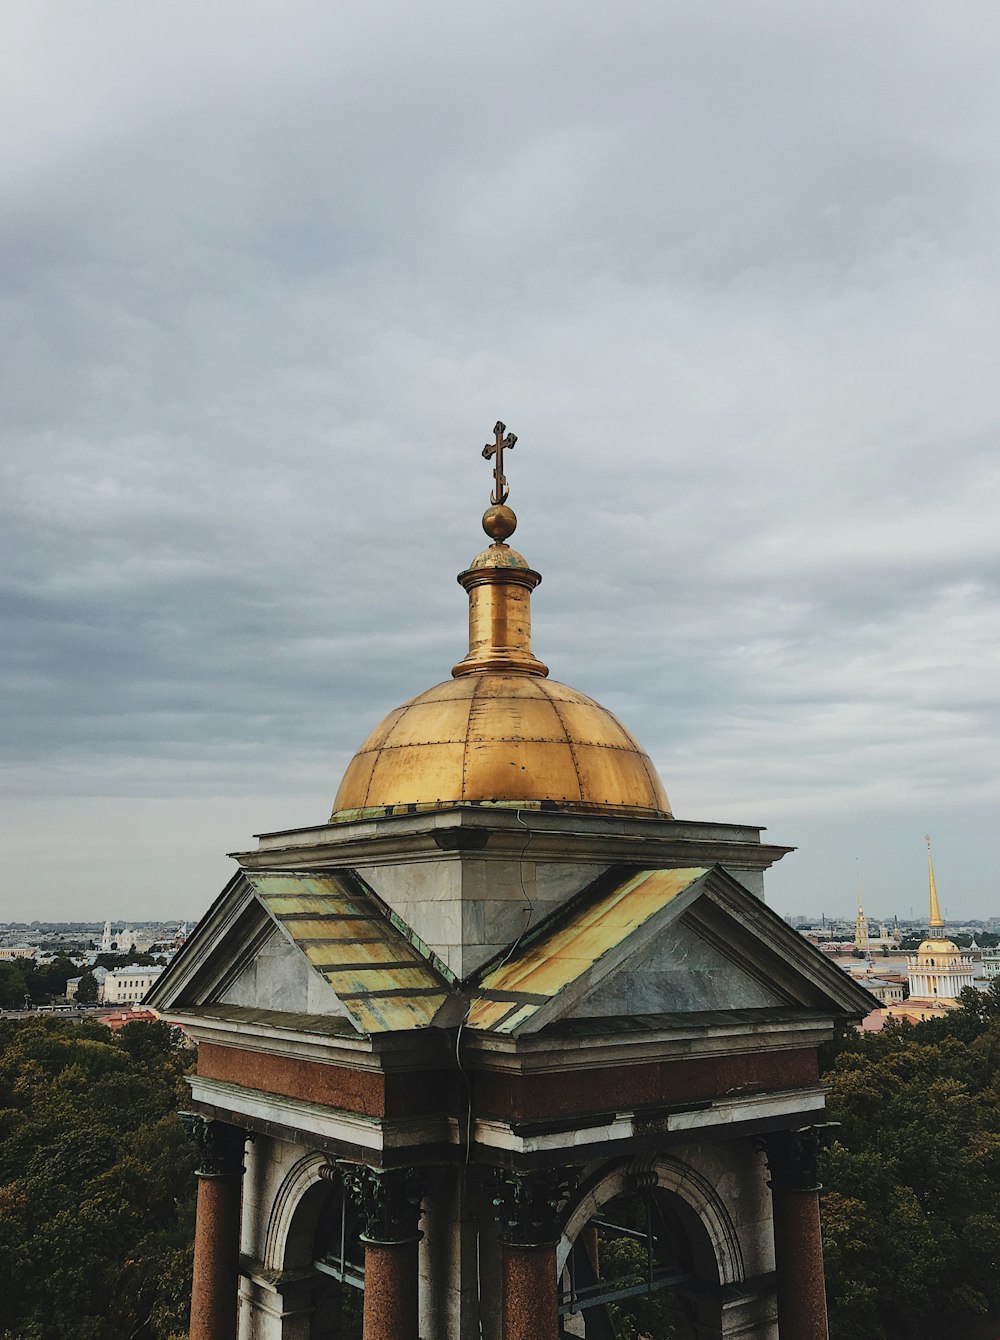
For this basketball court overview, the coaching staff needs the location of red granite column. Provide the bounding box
[501,1243,558,1340]
[338,1164,424,1340]
[181,1116,247,1340]
[362,1240,420,1340]
[764,1129,830,1340]
[492,1167,577,1340]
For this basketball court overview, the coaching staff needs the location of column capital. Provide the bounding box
[762,1125,834,1194]
[490,1166,578,1247]
[337,1163,425,1246]
[180,1113,247,1178]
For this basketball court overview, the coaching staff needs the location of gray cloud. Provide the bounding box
[2,1,999,920]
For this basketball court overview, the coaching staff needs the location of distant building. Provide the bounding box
[861,998,956,1030]
[99,921,138,955]
[862,977,905,1006]
[102,965,165,1006]
[0,945,37,961]
[865,839,974,1028]
[65,966,109,1002]
[854,890,870,952]
[100,1008,160,1031]
[905,840,974,1002]
[981,949,1000,979]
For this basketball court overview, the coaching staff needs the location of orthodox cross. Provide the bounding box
[481,420,517,505]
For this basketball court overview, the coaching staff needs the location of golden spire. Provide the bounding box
[854,876,869,951]
[926,834,944,929]
[452,421,548,678]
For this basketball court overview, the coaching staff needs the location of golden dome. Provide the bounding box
[330,421,671,823]
[916,938,961,957]
[332,672,671,821]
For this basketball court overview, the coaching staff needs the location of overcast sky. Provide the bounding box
[2,2,998,925]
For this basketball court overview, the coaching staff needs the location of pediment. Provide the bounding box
[217,924,349,1019]
[466,865,877,1035]
[146,868,454,1033]
[148,862,875,1040]
[569,916,785,1018]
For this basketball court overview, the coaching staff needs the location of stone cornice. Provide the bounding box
[474,1084,827,1161]
[166,1001,836,1076]
[187,1074,456,1159]
[232,808,792,873]
[460,1010,838,1073]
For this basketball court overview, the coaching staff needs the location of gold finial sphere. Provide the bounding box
[482,504,517,542]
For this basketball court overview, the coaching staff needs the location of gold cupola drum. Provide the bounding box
[331,420,671,822]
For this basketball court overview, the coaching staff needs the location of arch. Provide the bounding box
[263,1151,332,1272]
[557,1154,745,1287]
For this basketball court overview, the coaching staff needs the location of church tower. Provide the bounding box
[853,885,869,954]
[149,424,873,1340]
[907,836,973,1002]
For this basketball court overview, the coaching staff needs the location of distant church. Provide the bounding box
[905,839,974,1002]
[151,425,872,1340]
[868,839,974,1027]
[99,920,137,954]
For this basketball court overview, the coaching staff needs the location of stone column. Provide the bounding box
[181,1114,247,1340]
[338,1164,425,1340]
[763,1128,829,1340]
[491,1168,578,1340]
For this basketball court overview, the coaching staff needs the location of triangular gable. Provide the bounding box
[570,915,786,1017]
[217,923,352,1019]
[147,868,456,1034]
[245,870,455,1033]
[146,871,271,1012]
[465,865,876,1034]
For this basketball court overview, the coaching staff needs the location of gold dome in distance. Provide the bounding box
[330,422,671,823]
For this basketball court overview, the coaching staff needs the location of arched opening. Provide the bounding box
[559,1183,707,1338]
[558,1159,742,1340]
[309,1179,365,1339]
[262,1158,366,1340]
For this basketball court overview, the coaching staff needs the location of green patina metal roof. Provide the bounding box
[243,869,455,1034]
[240,867,712,1035]
[466,867,709,1034]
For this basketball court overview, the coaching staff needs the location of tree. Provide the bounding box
[94,949,157,970]
[0,965,30,1009]
[75,971,98,1003]
[0,1017,196,1340]
[32,956,78,1000]
[820,1004,1000,1340]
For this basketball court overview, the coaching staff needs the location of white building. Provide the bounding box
[65,966,109,1002]
[102,965,165,1006]
[99,921,138,955]
[980,949,1000,979]
[863,977,905,1005]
